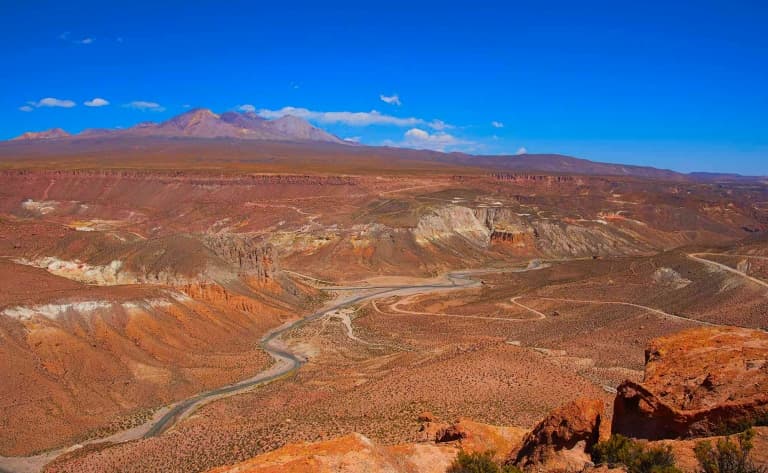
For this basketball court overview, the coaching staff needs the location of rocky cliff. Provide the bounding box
[612,327,768,440]
[512,398,608,471]
[474,206,651,257]
[413,206,491,247]
[203,234,279,280]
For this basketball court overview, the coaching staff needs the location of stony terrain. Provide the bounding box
[0,143,765,472]
[201,327,768,473]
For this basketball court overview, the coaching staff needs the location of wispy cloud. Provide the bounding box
[84,97,109,107]
[257,106,449,130]
[24,97,77,109]
[59,32,94,45]
[430,119,451,131]
[125,101,165,112]
[19,105,34,112]
[380,94,401,106]
[515,146,528,155]
[237,104,256,112]
[344,136,362,143]
[491,121,504,128]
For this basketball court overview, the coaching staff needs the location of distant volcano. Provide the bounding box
[11,108,345,144]
[11,128,71,141]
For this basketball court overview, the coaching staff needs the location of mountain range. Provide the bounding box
[5,109,765,182]
[11,108,345,144]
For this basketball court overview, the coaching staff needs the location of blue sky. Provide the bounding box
[1,1,766,174]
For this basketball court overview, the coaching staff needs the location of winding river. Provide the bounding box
[0,268,493,473]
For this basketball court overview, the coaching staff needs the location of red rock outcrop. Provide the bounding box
[205,433,457,473]
[512,398,607,472]
[612,327,768,440]
[491,229,536,249]
[419,417,526,460]
[206,417,526,473]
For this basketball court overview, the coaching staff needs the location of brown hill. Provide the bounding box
[0,134,688,179]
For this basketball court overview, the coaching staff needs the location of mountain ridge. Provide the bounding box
[5,110,765,181]
[11,108,345,144]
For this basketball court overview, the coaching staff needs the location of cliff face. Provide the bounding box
[475,207,536,249]
[474,206,651,257]
[203,234,279,280]
[413,206,490,247]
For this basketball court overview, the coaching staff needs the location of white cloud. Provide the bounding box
[238,104,256,112]
[84,98,109,107]
[380,94,401,106]
[515,147,528,155]
[27,97,76,108]
[19,105,34,112]
[257,106,449,130]
[125,101,165,112]
[491,121,504,128]
[59,32,94,45]
[399,128,474,151]
[344,136,362,143]
[429,119,452,131]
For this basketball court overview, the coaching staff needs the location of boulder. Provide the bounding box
[419,417,526,460]
[512,397,607,471]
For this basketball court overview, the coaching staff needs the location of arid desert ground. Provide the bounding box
[0,126,766,472]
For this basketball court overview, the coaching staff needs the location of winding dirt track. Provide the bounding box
[513,296,718,326]
[388,294,546,321]
[687,253,768,290]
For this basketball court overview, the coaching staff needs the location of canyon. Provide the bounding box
[0,132,766,472]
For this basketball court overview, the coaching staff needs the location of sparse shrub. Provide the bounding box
[593,434,642,466]
[447,450,521,473]
[592,434,681,473]
[694,428,767,473]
